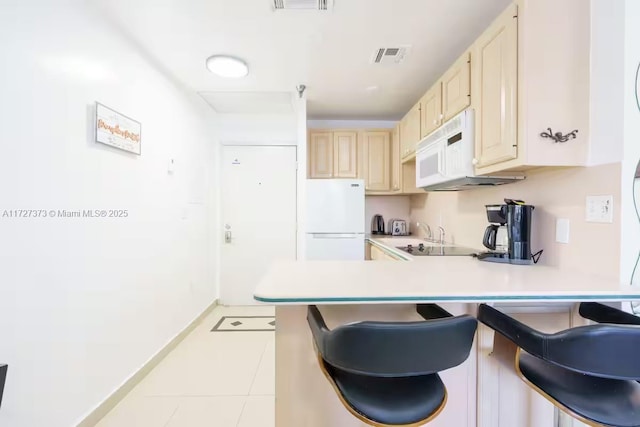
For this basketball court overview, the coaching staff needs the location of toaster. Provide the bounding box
[388,219,408,236]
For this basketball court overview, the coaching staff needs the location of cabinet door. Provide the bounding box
[370,245,384,261]
[421,83,443,138]
[363,131,391,192]
[442,52,471,121]
[308,132,334,178]
[333,131,358,178]
[391,124,402,192]
[400,102,422,160]
[473,4,518,168]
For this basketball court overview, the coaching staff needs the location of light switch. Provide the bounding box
[556,218,570,244]
[586,195,613,223]
[168,158,175,174]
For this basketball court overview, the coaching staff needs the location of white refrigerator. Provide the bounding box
[305,179,365,260]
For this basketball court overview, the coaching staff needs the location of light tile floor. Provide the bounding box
[96,305,275,427]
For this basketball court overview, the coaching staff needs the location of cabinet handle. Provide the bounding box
[439,113,444,120]
[433,119,438,125]
[472,158,479,165]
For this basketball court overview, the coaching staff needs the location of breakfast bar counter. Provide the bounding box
[254,258,639,304]
[255,258,640,427]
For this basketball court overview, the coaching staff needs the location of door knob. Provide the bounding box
[224,224,232,243]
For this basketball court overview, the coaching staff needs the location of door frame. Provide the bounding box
[217,143,299,304]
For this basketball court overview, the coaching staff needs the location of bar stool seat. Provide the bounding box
[307,304,477,426]
[324,363,446,425]
[518,351,640,427]
[478,303,640,427]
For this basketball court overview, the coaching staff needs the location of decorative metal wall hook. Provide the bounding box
[540,128,579,143]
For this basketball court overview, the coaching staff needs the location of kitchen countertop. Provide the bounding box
[254,237,639,304]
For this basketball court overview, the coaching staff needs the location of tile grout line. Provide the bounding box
[236,399,249,427]
[247,336,271,396]
[161,402,181,427]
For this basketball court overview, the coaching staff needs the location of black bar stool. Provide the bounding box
[0,364,6,409]
[579,302,640,326]
[307,304,477,426]
[478,303,640,427]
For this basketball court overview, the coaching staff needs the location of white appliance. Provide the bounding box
[415,109,523,191]
[305,179,365,260]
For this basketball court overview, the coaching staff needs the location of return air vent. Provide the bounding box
[273,0,331,10]
[371,46,411,65]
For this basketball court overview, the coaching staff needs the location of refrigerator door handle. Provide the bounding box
[310,233,361,239]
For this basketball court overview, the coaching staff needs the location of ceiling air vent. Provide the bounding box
[371,46,411,65]
[273,0,330,10]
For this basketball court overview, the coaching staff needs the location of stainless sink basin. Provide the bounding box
[396,244,478,257]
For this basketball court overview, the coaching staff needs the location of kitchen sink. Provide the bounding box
[373,237,455,247]
[396,244,478,257]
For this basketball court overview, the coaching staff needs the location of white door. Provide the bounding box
[221,146,297,305]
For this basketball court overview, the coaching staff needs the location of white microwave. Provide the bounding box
[416,109,475,189]
[415,109,523,191]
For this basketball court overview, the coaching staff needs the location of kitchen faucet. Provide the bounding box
[438,226,446,245]
[416,222,432,242]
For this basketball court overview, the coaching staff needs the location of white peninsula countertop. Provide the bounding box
[254,251,640,304]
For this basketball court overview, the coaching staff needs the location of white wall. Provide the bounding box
[589,0,625,165]
[214,113,298,145]
[0,1,218,426]
[621,0,640,286]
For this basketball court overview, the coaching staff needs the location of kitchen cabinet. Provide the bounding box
[333,132,358,178]
[400,101,422,161]
[420,51,470,139]
[308,132,334,178]
[442,52,471,121]
[308,131,357,179]
[369,244,401,261]
[363,131,391,192]
[477,307,573,427]
[472,0,591,175]
[472,3,518,169]
[391,124,401,192]
[420,83,442,138]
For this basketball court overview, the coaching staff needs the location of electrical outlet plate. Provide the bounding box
[586,195,614,223]
[556,218,570,244]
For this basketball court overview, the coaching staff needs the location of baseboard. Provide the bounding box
[76,299,219,427]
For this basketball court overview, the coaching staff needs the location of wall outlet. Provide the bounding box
[556,218,570,244]
[586,195,613,223]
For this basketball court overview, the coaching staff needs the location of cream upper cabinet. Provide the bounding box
[391,124,401,192]
[400,101,421,160]
[333,131,358,178]
[421,83,442,138]
[363,131,391,192]
[471,0,590,175]
[442,52,471,121]
[473,3,518,168]
[308,131,334,178]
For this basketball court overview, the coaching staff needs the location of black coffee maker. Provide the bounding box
[477,199,541,265]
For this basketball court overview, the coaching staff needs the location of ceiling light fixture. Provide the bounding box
[205,55,249,78]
